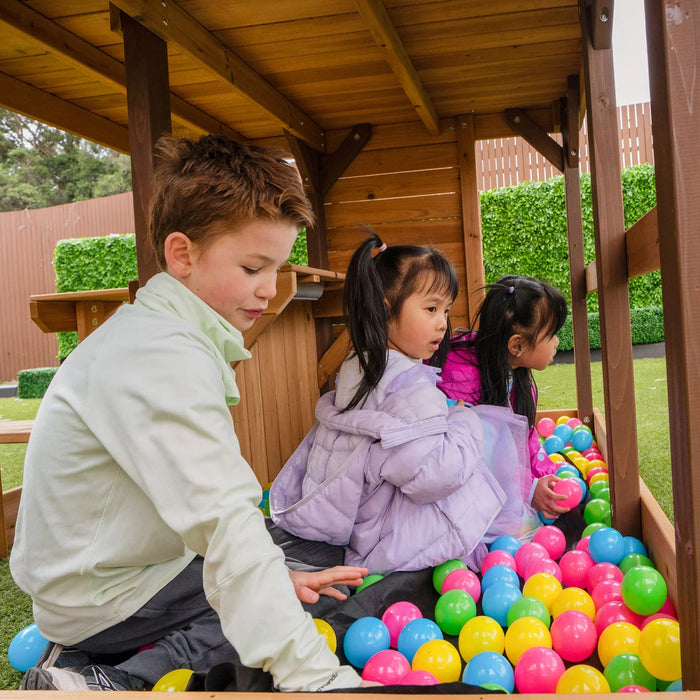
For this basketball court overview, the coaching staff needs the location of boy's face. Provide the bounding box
[183,219,298,332]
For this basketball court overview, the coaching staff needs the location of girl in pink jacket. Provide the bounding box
[438,275,569,519]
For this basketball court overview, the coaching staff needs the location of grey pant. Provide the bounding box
[74,521,346,685]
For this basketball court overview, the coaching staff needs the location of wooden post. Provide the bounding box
[645,0,700,686]
[457,114,485,324]
[120,9,172,286]
[581,0,641,537]
[562,80,594,426]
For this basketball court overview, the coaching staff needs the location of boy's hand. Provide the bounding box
[289,566,369,604]
[532,475,570,520]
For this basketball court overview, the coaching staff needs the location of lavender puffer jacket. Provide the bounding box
[270,352,537,573]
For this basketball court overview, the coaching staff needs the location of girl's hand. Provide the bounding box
[532,475,570,520]
[289,566,369,604]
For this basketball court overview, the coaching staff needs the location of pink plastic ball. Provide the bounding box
[381,602,423,649]
[514,646,565,693]
[594,600,644,636]
[591,579,623,610]
[553,478,583,509]
[397,670,439,686]
[576,536,591,554]
[534,526,567,561]
[514,541,549,577]
[361,649,411,685]
[640,612,677,629]
[442,568,481,602]
[567,417,584,429]
[550,610,598,663]
[618,686,651,693]
[560,550,595,589]
[481,549,517,575]
[587,562,623,593]
[537,417,556,438]
[658,597,676,617]
[587,466,609,484]
[524,557,562,583]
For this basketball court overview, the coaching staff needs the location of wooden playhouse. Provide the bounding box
[1,0,699,693]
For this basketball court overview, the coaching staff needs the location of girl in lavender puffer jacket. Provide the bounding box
[270,234,541,574]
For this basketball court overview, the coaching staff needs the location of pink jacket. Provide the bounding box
[438,343,555,480]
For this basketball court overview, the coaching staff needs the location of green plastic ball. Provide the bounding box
[434,589,477,636]
[619,553,654,574]
[356,573,384,593]
[432,559,467,594]
[506,595,551,628]
[621,566,667,616]
[584,498,611,526]
[603,653,656,692]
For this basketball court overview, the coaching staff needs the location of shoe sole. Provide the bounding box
[21,667,89,691]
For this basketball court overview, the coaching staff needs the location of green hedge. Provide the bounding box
[17,367,58,398]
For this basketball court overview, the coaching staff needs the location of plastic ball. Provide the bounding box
[481,582,522,627]
[623,536,648,558]
[621,566,667,616]
[584,498,611,526]
[659,597,677,617]
[514,541,549,577]
[411,639,461,683]
[381,601,422,648]
[504,616,552,665]
[397,670,439,685]
[458,615,505,662]
[553,478,583,509]
[582,521,608,537]
[343,617,391,669]
[555,415,572,426]
[537,417,556,438]
[640,612,677,629]
[397,618,443,664]
[441,568,481,601]
[556,465,580,479]
[550,610,597,663]
[568,417,584,429]
[522,572,562,613]
[361,649,411,685]
[313,618,337,653]
[489,535,521,557]
[620,553,654,575]
[533,525,567,561]
[618,685,651,692]
[553,423,573,443]
[571,428,594,451]
[481,549,517,575]
[434,589,477,636]
[7,624,49,673]
[356,573,384,593]
[664,679,683,692]
[574,477,588,502]
[576,535,591,554]
[598,622,642,667]
[514,646,565,693]
[638,618,681,682]
[524,557,562,583]
[591,579,623,610]
[463,651,514,693]
[604,653,656,692]
[481,563,519,591]
[595,600,644,636]
[560,550,595,589]
[589,527,625,565]
[432,559,466,593]
[588,479,610,499]
[506,597,549,632]
[556,664,611,693]
[551,587,596,621]
[587,561,623,593]
[151,669,193,692]
[589,472,610,487]
[543,435,565,455]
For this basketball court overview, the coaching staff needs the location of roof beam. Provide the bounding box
[0,72,130,153]
[352,0,440,135]
[110,0,326,151]
[0,0,243,142]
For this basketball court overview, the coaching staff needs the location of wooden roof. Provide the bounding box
[0,0,582,152]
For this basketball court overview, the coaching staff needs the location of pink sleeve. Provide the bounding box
[438,350,482,405]
[529,427,556,477]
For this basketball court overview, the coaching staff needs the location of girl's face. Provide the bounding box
[387,284,452,360]
[178,218,298,332]
[510,330,560,371]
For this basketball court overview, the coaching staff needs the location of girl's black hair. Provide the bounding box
[342,231,459,411]
[451,275,567,427]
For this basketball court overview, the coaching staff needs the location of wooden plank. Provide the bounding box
[585,259,598,293]
[505,108,564,173]
[456,114,485,325]
[328,219,462,250]
[320,123,372,197]
[2,486,21,553]
[582,4,641,539]
[352,0,440,135]
[646,0,700,686]
[317,329,350,389]
[626,206,660,278]
[0,420,33,445]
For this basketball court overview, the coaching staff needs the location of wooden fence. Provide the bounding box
[0,104,654,382]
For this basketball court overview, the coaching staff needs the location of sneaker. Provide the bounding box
[35,642,93,671]
[81,664,146,691]
[20,666,90,691]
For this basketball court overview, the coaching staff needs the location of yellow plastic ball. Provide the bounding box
[566,450,583,461]
[411,639,462,683]
[314,618,337,653]
[151,669,194,692]
[638,618,681,682]
[548,453,565,464]
[504,616,552,665]
[522,572,563,613]
[587,459,608,471]
[588,472,610,486]
[555,415,572,426]
[556,664,610,693]
[551,587,596,621]
[597,621,641,667]
[458,615,504,663]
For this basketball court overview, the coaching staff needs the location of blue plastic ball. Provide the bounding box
[397,618,443,664]
[8,623,49,673]
[556,465,579,479]
[666,679,683,692]
[489,535,521,557]
[481,582,522,627]
[553,424,573,444]
[463,651,515,693]
[623,536,649,558]
[481,563,520,591]
[573,476,588,501]
[539,511,558,525]
[571,428,594,451]
[342,617,390,669]
[543,435,565,455]
[588,527,625,564]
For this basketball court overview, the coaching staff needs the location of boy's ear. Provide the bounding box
[164,231,195,277]
[508,333,523,358]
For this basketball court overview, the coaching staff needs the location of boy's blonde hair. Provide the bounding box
[148,135,315,270]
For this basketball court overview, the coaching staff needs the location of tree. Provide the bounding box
[0,109,132,212]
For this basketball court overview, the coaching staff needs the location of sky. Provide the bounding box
[613,0,651,105]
